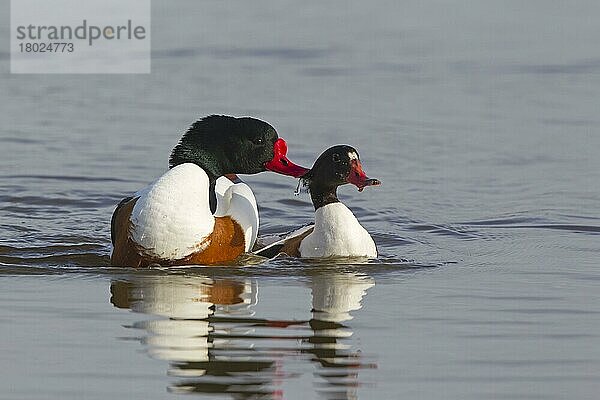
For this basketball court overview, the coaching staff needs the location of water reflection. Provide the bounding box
[308,273,375,400]
[110,271,375,399]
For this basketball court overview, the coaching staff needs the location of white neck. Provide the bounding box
[299,202,377,258]
[130,163,215,260]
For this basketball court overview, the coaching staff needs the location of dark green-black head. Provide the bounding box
[301,145,380,209]
[169,115,308,181]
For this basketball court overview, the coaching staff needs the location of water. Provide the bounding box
[1,0,600,398]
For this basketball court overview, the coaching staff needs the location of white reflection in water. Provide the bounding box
[110,272,375,399]
[311,273,375,324]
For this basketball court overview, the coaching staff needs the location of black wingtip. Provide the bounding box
[254,244,285,259]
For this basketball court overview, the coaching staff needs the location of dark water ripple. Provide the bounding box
[0,242,110,270]
[491,224,600,234]
[153,46,335,61]
[3,174,135,183]
[457,217,600,235]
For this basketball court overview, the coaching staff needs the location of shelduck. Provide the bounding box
[110,115,308,267]
[255,145,380,258]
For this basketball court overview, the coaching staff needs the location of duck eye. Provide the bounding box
[251,137,264,145]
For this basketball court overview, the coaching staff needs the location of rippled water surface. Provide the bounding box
[1,1,600,399]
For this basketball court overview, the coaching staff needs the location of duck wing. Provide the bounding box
[253,224,314,258]
[110,195,136,246]
[214,176,259,252]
